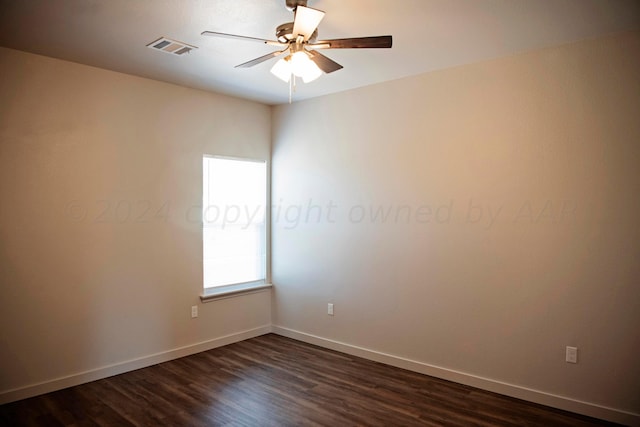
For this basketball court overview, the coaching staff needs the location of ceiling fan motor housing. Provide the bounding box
[276,22,317,43]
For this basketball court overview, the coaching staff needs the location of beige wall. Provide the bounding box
[0,47,272,398]
[272,31,640,416]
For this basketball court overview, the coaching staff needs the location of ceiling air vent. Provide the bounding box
[147,37,197,56]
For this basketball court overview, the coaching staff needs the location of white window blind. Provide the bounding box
[203,156,266,289]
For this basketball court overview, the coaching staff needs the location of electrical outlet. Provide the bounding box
[566,346,577,363]
[327,303,334,316]
[191,305,198,319]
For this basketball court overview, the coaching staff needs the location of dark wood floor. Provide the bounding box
[1,334,619,426]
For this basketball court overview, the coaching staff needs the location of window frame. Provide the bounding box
[200,155,271,302]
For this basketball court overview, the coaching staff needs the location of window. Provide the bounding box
[202,156,267,292]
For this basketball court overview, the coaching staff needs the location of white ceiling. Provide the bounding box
[1,0,638,105]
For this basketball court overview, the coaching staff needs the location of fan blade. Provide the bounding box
[307,50,343,74]
[309,35,392,49]
[201,31,283,47]
[292,6,325,41]
[235,48,289,68]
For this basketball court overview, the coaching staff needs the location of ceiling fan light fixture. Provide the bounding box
[291,51,322,81]
[301,60,322,83]
[270,56,292,82]
[270,51,322,84]
[290,51,309,77]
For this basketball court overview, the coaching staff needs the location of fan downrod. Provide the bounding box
[285,0,308,12]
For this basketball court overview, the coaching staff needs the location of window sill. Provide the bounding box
[200,281,272,302]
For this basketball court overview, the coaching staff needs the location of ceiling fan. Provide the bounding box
[202,0,392,94]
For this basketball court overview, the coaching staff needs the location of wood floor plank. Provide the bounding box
[0,334,621,426]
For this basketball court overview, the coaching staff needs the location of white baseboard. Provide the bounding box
[272,325,639,426]
[0,325,272,405]
[3,324,638,426]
